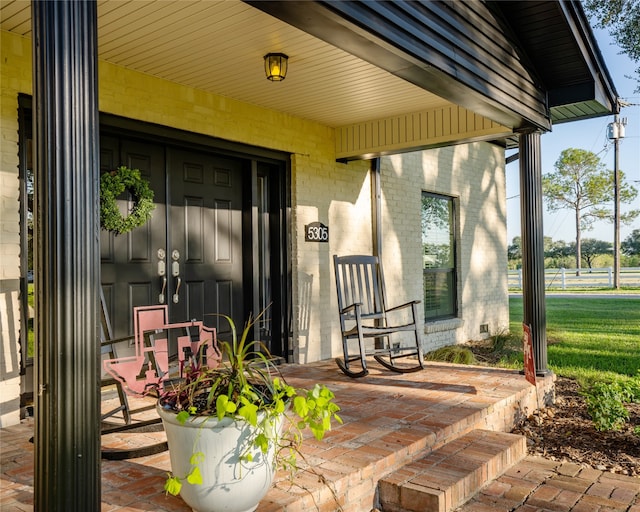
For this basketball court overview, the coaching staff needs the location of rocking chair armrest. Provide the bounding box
[385,300,421,313]
[340,302,363,315]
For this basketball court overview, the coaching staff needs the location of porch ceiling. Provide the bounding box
[1,0,451,128]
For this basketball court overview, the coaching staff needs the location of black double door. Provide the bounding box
[100,133,287,357]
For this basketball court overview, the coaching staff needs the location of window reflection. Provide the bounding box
[422,192,457,320]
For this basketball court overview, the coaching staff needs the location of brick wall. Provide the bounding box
[380,144,509,352]
[291,153,372,363]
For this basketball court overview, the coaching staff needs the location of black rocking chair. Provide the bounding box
[333,254,425,378]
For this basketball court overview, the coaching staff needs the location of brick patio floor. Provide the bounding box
[2,360,638,511]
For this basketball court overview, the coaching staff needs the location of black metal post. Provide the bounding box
[518,130,550,376]
[32,1,101,510]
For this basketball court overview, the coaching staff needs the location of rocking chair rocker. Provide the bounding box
[100,290,168,459]
[333,254,425,378]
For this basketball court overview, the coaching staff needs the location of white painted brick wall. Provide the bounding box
[292,153,372,363]
[380,144,509,352]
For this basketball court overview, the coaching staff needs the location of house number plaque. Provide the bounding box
[305,222,329,242]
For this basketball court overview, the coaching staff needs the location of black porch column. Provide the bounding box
[518,130,550,376]
[32,1,101,510]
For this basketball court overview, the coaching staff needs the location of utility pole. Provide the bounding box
[607,113,627,290]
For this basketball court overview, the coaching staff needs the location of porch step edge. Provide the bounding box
[378,429,526,512]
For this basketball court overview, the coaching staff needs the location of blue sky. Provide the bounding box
[505,27,640,246]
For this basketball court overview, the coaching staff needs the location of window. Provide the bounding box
[19,101,34,366]
[421,192,457,320]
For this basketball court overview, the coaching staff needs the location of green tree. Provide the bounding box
[421,194,450,233]
[583,0,640,92]
[580,239,613,269]
[542,236,555,254]
[621,229,640,256]
[507,236,556,265]
[507,236,521,262]
[421,194,453,267]
[545,239,574,269]
[542,148,638,273]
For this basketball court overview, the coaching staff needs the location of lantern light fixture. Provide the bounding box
[264,53,288,81]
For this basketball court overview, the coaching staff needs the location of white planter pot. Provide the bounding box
[158,405,283,512]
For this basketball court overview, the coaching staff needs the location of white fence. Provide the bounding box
[508,267,640,289]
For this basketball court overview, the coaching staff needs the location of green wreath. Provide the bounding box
[100,166,155,235]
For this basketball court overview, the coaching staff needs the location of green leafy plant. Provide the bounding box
[158,313,342,496]
[582,377,640,432]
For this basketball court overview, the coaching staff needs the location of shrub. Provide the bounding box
[425,346,476,365]
[582,377,640,432]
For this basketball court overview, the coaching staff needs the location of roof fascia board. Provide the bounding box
[555,1,619,114]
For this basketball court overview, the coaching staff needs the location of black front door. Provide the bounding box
[100,138,245,339]
[99,129,289,359]
[166,148,245,338]
[100,135,168,335]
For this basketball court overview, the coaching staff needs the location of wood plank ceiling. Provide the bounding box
[1,0,452,128]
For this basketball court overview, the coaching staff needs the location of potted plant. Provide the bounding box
[157,313,342,512]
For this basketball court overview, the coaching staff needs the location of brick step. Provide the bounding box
[379,429,527,512]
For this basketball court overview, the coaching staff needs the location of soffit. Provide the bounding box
[0,0,451,128]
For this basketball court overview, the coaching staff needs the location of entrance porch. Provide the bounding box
[2,360,555,512]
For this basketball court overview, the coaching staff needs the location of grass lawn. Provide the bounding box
[509,296,640,387]
[509,287,640,295]
[27,283,34,358]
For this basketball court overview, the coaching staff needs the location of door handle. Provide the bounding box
[173,277,181,304]
[171,249,181,303]
[157,248,166,276]
[171,249,180,277]
[159,276,167,304]
[157,249,168,304]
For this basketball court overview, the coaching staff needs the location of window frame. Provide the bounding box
[421,191,458,321]
[18,96,34,368]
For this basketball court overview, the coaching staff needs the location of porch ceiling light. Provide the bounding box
[264,53,288,81]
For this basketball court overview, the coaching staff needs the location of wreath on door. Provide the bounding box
[100,166,155,235]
